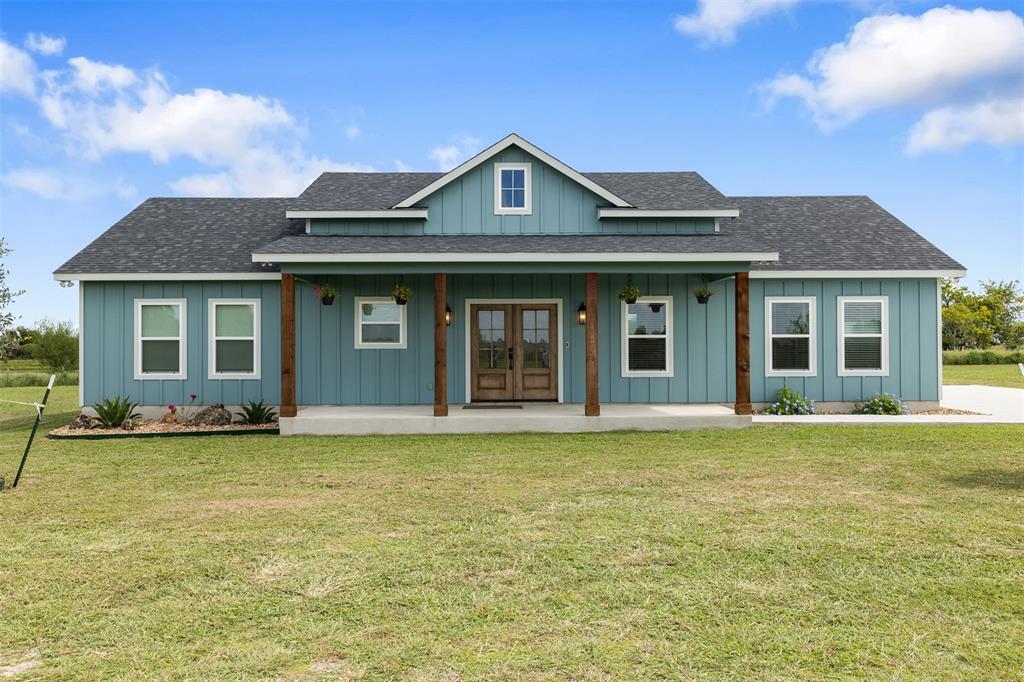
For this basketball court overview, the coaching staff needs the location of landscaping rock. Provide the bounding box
[190,404,232,427]
[69,414,97,430]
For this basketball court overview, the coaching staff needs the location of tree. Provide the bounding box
[977,280,1024,347]
[0,238,25,360]
[940,278,1024,350]
[30,319,78,373]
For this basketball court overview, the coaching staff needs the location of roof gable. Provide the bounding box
[394,133,632,208]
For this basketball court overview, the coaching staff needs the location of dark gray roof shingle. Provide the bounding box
[725,196,965,272]
[583,172,733,210]
[253,233,775,256]
[54,198,303,274]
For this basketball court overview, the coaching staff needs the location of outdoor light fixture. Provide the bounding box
[445,305,452,326]
[577,302,587,325]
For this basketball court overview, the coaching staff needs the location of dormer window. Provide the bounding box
[494,163,531,214]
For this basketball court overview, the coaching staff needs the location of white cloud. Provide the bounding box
[394,159,414,172]
[0,40,36,96]
[25,33,65,56]
[427,134,483,171]
[1,167,136,201]
[906,96,1024,154]
[762,6,1024,154]
[675,0,803,45]
[345,124,361,140]
[5,48,374,196]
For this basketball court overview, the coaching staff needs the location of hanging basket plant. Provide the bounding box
[316,283,336,306]
[618,285,641,305]
[693,287,715,305]
[392,284,413,305]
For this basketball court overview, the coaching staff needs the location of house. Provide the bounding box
[54,134,965,434]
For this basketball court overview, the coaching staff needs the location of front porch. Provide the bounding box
[280,402,749,435]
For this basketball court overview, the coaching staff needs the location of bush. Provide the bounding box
[854,393,909,415]
[760,386,815,415]
[93,396,140,428]
[0,371,77,387]
[30,320,78,373]
[236,400,277,425]
[942,349,1024,365]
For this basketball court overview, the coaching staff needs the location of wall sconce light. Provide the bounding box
[445,305,452,326]
[577,301,587,325]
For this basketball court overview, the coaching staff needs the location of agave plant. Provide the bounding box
[235,400,278,425]
[93,395,141,428]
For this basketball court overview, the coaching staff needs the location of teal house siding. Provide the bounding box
[81,280,281,406]
[309,147,716,236]
[748,278,940,403]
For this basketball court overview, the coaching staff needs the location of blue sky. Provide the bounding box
[2,0,1022,325]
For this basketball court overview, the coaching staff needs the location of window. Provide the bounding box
[838,296,889,376]
[765,297,816,376]
[134,299,186,380]
[494,163,531,214]
[355,297,407,349]
[621,297,673,377]
[208,299,260,379]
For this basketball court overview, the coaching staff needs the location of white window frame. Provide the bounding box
[620,296,674,378]
[493,162,532,215]
[765,296,816,377]
[837,296,889,376]
[354,297,408,349]
[134,298,187,380]
[208,298,261,379]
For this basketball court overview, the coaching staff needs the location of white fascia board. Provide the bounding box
[393,133,632,209]
[55,272,282,282]
[252,251,779,264]
[598,208,740,219]
[750,269,966,279]
[285,209,428,219]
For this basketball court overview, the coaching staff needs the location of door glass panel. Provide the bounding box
[477,309,506,369]
[522,308,550,369]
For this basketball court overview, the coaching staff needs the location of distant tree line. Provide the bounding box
[942,279,1024,351]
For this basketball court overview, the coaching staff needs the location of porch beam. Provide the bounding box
[280,273,297,418]
[585,272,600,416]
[734,271,752,415]
[433,272,448,417]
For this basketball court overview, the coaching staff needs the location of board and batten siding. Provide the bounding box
[749,278,940,403]
[308,146,717,236]
[81,281,281,406]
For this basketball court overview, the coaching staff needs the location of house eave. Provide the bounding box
[749,269,967,279]
[54,272,282,282]
[252,251,780,264]
[598,208,740,219]
[285,209,429,219]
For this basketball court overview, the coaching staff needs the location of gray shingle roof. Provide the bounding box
[288,170,734,211]
[254,233,775,256]
[725,196,965,272]
[54,198,303,274]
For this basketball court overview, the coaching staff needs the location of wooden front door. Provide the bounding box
[470,303,558,402]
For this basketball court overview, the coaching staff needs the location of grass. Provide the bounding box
[1,387,1023,679]
[944,364,1024,389]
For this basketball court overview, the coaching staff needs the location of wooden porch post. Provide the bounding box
[280,273,297,418]
[433,272,448,417]
[735,271,752,415]
[585,272,600,416]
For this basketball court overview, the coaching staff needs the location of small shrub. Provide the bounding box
[236,400,277,425]
[943,349,1024,365]
[93,395,141,428]
[760,386,815,415]
[854,393,910,415]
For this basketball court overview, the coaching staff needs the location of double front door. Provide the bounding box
[470,303,558,401]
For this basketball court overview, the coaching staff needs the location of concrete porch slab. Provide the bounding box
[280,403,750,435]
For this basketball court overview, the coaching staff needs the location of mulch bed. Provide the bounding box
[913,407,983,416]
[49,420,278,439]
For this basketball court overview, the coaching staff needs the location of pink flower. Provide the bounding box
[314,284,321,297]
[168,404,177,413]
[190,393,197,402]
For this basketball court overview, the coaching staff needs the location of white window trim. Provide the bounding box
[765,296,817,377]
[354,297,408,349]
[837,296,889,376]
[620,296,674,378]
[493,162,532,215]
[208,298,261,380]
[134,298,187,381]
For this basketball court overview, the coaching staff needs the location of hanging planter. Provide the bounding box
[649,302,664,313]
[392,284,413,305]
[693,287,715,305]
[618,285,641,305]
[316,284,336,306]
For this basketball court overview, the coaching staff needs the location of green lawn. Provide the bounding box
[943,363,1024,389]
[1,387,1023,679]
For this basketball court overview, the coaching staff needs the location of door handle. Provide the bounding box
[507,347,513,369]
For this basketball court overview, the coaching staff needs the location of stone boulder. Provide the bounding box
[190,404,232,427]
[69,414,98,430]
